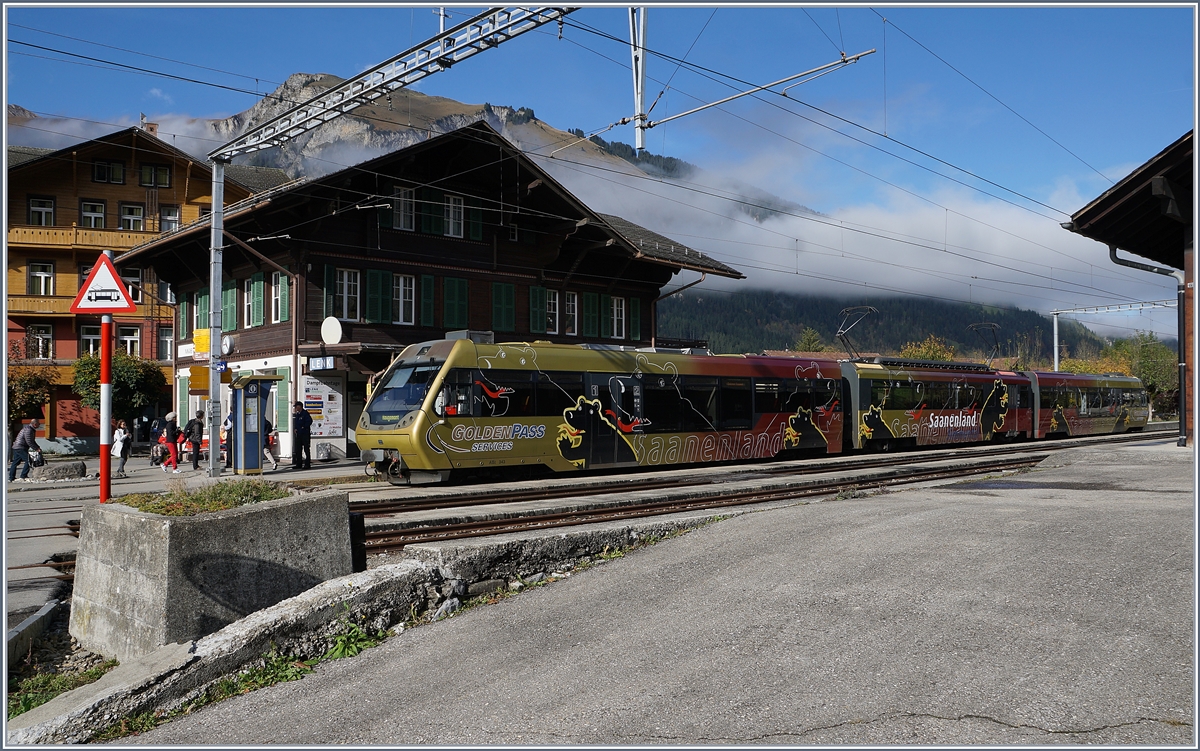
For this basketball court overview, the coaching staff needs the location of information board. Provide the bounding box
[302,374,343,438]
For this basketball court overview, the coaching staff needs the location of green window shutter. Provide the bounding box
[276,366,290,431]
[629,297,641,341]
[365,270,388,324]
[178,376,189,417]
[179,299,190,339]
[582,292,598,338]
[529,286,547,334]
[251,272,264,327]
[445,277,468,329]
[323,265,336,318]
[600,294,612,338]
[279,266,290,323]
[420,274,435,327]
[468,201,483,241]
[492,282,514,332]
[222,281,236,333]
[378,188,393,229]
[198,287,210,328]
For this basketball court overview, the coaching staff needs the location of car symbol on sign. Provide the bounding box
[86,288,121,302]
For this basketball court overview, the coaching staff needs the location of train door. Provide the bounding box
[585,373,642,467]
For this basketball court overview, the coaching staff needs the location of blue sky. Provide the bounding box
[5,3,1195,339]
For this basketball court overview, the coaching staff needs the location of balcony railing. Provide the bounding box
[7,295,170,318]
[8,224,158,249]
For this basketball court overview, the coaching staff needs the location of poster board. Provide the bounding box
[302,373,344,438]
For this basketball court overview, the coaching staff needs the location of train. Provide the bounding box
[355,338,1149,484]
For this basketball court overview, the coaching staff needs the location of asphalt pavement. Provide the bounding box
[118,438,1194,745]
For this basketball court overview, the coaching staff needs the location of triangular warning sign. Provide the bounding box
[71,255,138,314]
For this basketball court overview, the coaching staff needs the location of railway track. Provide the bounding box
[348,428,1167,517]
[361,453,1046,553]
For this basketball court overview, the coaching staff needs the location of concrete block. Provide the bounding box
[70,490,352,661]
[30,461,88,481]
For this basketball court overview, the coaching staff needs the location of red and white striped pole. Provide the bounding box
[99,250,113,503]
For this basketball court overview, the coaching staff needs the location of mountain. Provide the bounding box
[658,288,1106,362]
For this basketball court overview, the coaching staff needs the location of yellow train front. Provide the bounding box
[355,338,845,484]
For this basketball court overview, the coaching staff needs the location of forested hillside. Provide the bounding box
[657,289,1107,364]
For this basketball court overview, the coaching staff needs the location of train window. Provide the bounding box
[754,379,784,413]
[643,380,683,433]
[476,369,535,417]
[889,384,920,411]
[869,381,889,408]
[926,382,952,408]
[719,378,752,430]
[783,386,814,414]
[536,372,583,416]
[595,375,640,427]
[436,368,474,417]
[1040,387,1057,410]
[366,363,441,425]
[681,377,719,431]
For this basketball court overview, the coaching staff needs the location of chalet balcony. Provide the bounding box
[7,295,171,319]
[8,224,158,250]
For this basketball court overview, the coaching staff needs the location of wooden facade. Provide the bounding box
[118,122,741,458]
[6,127,289,445]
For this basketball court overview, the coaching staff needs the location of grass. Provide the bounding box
[114,478,291,516]
[7,660,119,719]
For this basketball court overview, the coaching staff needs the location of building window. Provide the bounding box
[545,289,559,335]
[244,278,254,328]
[122,268,142,303]
[28,262,54,295]
[117,326,140,356]
[393,274,415,325]
[80,325,101,355]
[271,272,282,323]
[120,204,145,231]
[564,291,578,336]
[158,327,173,361]
[508,223,519,242]
[199,206,212,218]
[81,200,105,228]
[444,195,464,238]
[192,291,202,332]
[93,160,125,184]
[139,164,170,188]
[160,206,180,232]
[335,269,360,321]
[161,281,175,304]
[612,296,626,339]
[29,198,54,226]
[394,187,415,231]
[27,324,53,359]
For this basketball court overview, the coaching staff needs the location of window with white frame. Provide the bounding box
[28,262,53,295]
[612,296,626,339]
[29,198,54,226]
[392,274,415,325]
[27,324,53,359]
[158,327,173,361]
[192,291,202,332]
[244,278,255,328]
[81,200,105,228]
[444,195,464,238]
[80,325,101,355]
[394,187,415,231]
[160,206,180,232]
[335,268,360,321]
[564,291,578,336]
[545,289,559,334]
[271,272,282,323]
[120,204,144,231]
[508,223,519,242]
[122,268,142,303]
[161,281,175,304]
[117,326,140,356]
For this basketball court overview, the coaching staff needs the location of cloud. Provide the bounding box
[147,88,174,106]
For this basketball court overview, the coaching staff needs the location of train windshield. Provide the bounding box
[366,364,441,425]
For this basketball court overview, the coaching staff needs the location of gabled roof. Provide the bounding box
[598,213,742,278]
[6,127,283,194]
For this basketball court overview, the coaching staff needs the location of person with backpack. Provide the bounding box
[8,418,40,482]
[160,412,182,473]
[222,408,235,469]
[184,410,205,470]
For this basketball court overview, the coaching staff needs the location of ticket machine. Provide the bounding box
[229,374,284,475]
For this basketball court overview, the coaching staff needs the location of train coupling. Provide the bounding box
[361,450,448,485]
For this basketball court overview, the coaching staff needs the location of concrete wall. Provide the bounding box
[69,490,352,661]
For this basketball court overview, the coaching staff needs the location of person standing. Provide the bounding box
[8,418,40,482]
[223,408,235,469]
[112,420,132,477]
[184,410,205,470]
[161,412,182,473]
[292,401,313,469]
[262,418,278,470]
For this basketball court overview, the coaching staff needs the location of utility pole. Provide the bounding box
[629,7,648,152]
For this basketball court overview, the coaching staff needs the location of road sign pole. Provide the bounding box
[99,251,114,503]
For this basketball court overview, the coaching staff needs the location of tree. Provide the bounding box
[7,339,56,436]
[794,327,826,352]
[72,352,168,425]
[898,334,955,361]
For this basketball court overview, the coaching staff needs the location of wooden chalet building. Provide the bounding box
[6,124,292,451]
[117,121,741,460]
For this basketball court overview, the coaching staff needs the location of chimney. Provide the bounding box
[144,122,159,137]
